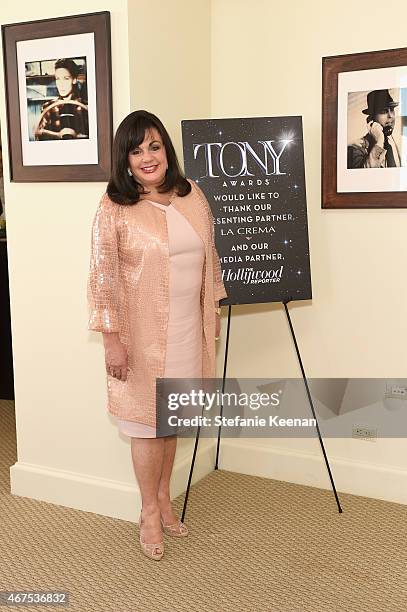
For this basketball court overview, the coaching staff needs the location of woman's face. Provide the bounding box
[128,128,168,190]
[55,67,76,98]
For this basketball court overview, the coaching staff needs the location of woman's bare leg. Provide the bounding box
[157,435,180,524]
[131,437,165,543]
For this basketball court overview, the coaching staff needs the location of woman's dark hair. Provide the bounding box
[55,58,80,79]
[54,58,81,98]
[107,110,191,205]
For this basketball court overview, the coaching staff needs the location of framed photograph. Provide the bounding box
[322,47,407,208]
[2,11,112,182]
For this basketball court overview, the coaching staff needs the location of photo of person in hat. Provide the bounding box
[347,89,401,169]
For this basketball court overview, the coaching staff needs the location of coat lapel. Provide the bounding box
[171,196,209,254]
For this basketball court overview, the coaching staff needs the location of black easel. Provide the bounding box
[181,300,343,521]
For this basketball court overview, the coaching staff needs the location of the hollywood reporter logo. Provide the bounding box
[223,266,284,284]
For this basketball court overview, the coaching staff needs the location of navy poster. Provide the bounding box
[181,116,312,305]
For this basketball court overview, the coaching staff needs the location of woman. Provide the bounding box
[87,110,227,561]
[35,58,88,141]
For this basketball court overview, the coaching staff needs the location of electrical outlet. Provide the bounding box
[352,425,377,442]
[384,383,407,400]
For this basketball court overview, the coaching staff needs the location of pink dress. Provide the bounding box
[117,200,205,437]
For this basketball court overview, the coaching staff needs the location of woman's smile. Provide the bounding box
[141,164,159,173]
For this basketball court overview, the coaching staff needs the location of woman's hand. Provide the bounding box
[102,333,128,381]
[215,302,221,340]
[215,313,221,340]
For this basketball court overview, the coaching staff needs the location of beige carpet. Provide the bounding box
[1,399,407,611]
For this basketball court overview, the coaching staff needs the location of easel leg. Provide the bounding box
[283,300,343,514]
[215,305,232,469]
[181,305,232,520]
[181,424,201,522]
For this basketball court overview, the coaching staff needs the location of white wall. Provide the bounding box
[211,0,407,504]
[128,0,211,160]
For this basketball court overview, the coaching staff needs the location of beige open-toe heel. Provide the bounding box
[138,513,164,561]
[160,517,189,538]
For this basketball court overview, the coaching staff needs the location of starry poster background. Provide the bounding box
[181,116,312,305]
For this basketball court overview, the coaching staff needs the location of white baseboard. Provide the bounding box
[10,438,407,521]
[9,438,217,522]
[218,439,407,505]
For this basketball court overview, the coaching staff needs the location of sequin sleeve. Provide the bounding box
[87,193,120,332]
[190,180,228,302]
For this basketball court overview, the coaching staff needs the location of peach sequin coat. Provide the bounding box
[87,179,228,427]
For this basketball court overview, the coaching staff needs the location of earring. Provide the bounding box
[127,167,132,177]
